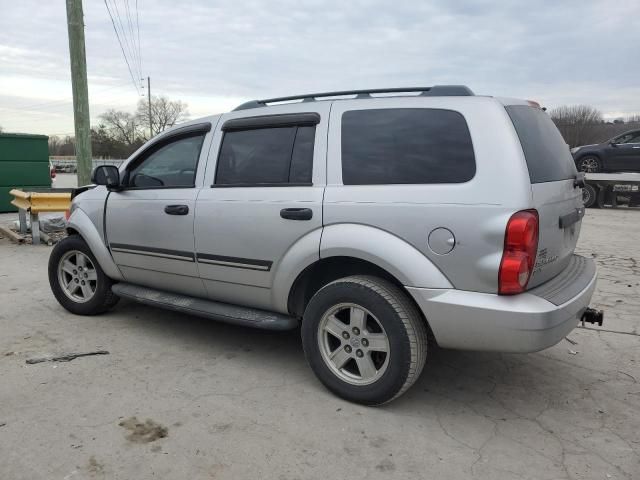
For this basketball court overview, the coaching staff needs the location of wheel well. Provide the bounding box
[287,256,436,343]
[66,227,79,236]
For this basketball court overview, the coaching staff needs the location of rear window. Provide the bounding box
[506,105,577,183]
[341,108,475,185]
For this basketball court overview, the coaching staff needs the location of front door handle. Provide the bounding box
[164,204,189,215]
[280,208,313,221]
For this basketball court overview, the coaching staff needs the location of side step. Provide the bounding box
[111,283,298,331]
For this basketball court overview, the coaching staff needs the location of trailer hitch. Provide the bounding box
[581,307,604,327]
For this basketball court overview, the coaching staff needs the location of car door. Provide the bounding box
[106,122,213,297]
[195,104,329,311]
[617,132,640,171]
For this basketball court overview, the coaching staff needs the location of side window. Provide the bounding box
[128,134,205,188]
[289,126,315,183]
[341,108,475,185]
[215,126,315,185]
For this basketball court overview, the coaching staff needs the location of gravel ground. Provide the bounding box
[0,207,638,480]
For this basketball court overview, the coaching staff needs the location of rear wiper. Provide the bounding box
[573,172,586,189]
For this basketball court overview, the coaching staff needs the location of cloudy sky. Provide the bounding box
[0,0,638,136]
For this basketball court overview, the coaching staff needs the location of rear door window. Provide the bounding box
[341,108,475,185]
[506,105,577,183]
[215,126,315,185]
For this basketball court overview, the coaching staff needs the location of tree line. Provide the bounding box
[48,95,188,158]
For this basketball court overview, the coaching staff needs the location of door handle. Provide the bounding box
[164,204,189,215]
[280,208,313,221]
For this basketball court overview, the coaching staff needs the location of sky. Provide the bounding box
[0,0,638,136]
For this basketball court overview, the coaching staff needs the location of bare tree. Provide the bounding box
[98,109,140,146]
[136,95,189,140]
[550,105,603,147]
[626,114,640,124]
[0,125,3,133]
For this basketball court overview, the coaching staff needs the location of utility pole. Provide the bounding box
[147,76,153,138]
[65,0,92,186]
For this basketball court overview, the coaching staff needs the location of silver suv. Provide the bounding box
[49,86,598,405]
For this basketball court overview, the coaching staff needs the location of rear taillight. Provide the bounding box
[50,166,56,179]
[498,210,539,295]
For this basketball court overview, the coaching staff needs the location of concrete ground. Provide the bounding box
[0,206,638,480]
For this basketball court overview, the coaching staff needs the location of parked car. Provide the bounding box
[48,86,599,405]
[572,129,640,173]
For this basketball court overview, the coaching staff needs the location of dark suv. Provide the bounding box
[572,129,640,173]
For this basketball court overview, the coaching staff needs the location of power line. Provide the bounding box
[124,0,141,81]
[135,0,142,82]
[104,0,141,95]
[112,0,139,80]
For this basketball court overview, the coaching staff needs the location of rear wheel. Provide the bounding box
[48,235,119,315]
[582,184,599,208]
[576,156,601,173]
[301,275,428,405]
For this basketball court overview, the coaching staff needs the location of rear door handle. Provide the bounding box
[280,208,313,221]
[164,204,189,215]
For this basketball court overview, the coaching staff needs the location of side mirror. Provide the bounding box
[91,165,121,190]
[609,141,618,147]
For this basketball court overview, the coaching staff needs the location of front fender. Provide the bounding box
[320,224,453,289]
[66,208,123,281]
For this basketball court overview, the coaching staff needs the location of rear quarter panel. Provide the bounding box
[323,96,532,293]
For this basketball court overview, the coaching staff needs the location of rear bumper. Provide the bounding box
[406,257,597,353]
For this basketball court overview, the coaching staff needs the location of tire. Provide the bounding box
[576,156,601,173]
[48,235,119,315]
[301,275,428,405]
[582,184,599,208]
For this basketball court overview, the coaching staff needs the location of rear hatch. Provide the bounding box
[506,105,583,288]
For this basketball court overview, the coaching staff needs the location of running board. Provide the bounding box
[111,283,298,331]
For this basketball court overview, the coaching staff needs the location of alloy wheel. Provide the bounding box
[317,303,390,386]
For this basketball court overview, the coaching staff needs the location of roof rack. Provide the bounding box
[233,85,474,111]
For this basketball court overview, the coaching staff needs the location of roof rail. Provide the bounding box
[233,85,474,111]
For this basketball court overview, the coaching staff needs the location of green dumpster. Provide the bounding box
[0,133,50,212]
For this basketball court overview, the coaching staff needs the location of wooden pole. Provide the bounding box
[66,0,92,186]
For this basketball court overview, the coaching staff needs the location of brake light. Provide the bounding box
[498,210,539,295]
[50,166,56,179]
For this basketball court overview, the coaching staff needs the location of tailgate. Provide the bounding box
[504,104,583,289]
[528,179,584,287]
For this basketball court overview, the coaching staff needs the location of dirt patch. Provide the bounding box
[118,417,168,443]
[88,456,104,475]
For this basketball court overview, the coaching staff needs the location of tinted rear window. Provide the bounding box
[506,105,577,183]
[341,108,475,185]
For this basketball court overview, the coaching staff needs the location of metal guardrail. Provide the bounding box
[9,189,72,245]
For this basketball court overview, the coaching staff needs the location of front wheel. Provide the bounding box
[301,275,428,405]
[576,156,601,173]
[48,235,119,315]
